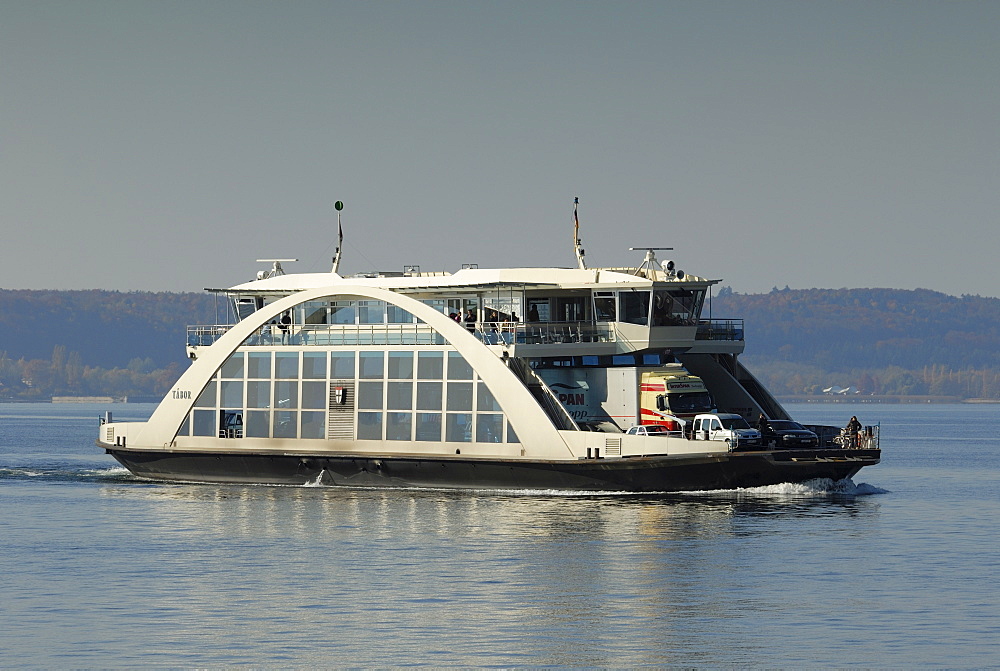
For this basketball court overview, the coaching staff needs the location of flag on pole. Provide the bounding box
[573,197,580,243]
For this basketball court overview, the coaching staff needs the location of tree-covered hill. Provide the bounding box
[711,287,1000,397]
[0,289,217,400]
[2,286,1000,400]
[0,289,217,369]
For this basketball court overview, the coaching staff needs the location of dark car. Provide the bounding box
[762,420,819,448]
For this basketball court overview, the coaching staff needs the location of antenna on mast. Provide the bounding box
[628,247,678,278]
[331,200,344,274]
[573,197,587,270]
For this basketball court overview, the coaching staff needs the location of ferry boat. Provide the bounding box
[98,203,880,491]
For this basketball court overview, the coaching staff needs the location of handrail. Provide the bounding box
[474,321,616,345]
[188,321,619,349]
[187,323,448,347]
[696,319,744,341]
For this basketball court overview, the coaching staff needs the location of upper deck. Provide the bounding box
[188,261,745,359]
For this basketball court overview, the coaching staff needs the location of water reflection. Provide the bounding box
[98,479,882,543]
[4,478,891,667]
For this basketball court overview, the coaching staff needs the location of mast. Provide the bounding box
[331,200,344,274]
[573,197,587,270]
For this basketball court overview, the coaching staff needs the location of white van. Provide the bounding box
[691,413,761,450]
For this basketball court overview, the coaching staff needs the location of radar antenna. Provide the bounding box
[255,259,298,280]
[628,247,675,278]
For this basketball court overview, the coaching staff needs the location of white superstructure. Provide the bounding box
[98,206,878,490]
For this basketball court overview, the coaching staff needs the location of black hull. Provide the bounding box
[103,446,880,492]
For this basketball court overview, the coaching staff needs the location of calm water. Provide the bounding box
[1,402,998,668]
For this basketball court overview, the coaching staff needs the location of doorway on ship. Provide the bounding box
[219,410,244,439]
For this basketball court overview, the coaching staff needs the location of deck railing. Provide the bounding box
[187,323,448,347]
[187,320,618,348]
[696,319,744,341]
[475,322,617,346]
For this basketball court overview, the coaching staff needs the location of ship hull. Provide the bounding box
[103,445,879,492]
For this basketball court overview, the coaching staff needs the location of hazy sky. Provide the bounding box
[2,1,997,296]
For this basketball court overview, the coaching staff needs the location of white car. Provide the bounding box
[625,425,675,437]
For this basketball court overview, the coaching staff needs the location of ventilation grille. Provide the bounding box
[604,437,622,456]
[328,380,356,439]
[105,426,115,443]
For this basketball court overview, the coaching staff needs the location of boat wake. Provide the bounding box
[682,478,889,498]
[0,464,138,484]
[302,470,331,487]
[292,477,888,498]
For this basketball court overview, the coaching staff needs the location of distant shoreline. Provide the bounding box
[778,395,1000,404]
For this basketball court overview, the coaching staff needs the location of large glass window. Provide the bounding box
[301,411,325,439]
[386,412,412,440]
[247,381,271,408]
[330,303,356,324]
[220,381,243,408]
[446,413,472,442]
[358,301,385,324]
[302,352,327,378]
[418,351,444,379]
[421,299,447,315]
[525,298,550,322]
[358,381,383,409]
[330,351,355,379]
[302,381,326,409]
[388,351,414,379]
[194,381,217,408]
[556,296,589,322]
[593,292,616,321]
[248,352,271,379]
[358,412,383,439]
[359,352,384,379]
[476,414,502,443]
[221,352,245,379]
[275,352,299,379]
[387,382,413,410]
[447,351,473,380]
[652,288,705,326]
[245,410,269,437]
[299,301,329,325]
[477,382,500,412]
[415,413,441,441]
[387,305,415,324]
[446,382,473,411]
[620,291,651,325]
[274,381,298,409]
[192,409,216,436]
[273,411,297,438]
[416,382,442,410]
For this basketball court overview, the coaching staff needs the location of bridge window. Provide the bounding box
[619,291,650,325]
[593,292,616,321]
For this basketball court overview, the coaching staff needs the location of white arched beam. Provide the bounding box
[134,285,571,458]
